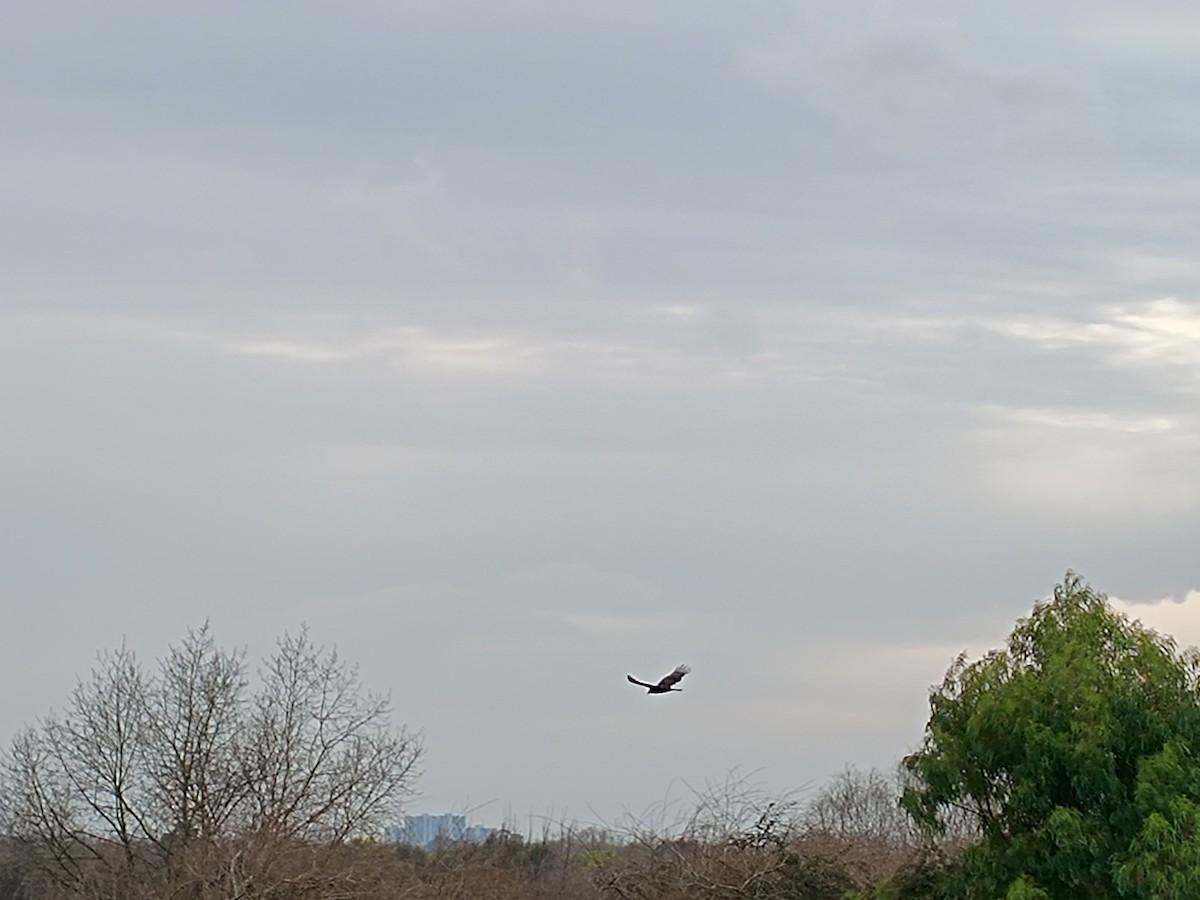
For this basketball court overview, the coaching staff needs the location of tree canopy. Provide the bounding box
[902,573,1200,899]
[0,624,422,900]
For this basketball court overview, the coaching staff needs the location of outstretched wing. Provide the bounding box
[656,664,690,689]
[627,674,655,688]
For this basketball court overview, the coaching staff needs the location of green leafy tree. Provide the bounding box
[902,573,1200,899]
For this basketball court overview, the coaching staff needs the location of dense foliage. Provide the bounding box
[902,573,1200,899]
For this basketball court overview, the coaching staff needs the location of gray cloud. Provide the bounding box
[3,0,1200,824]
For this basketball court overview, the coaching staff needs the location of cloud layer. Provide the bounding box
[3,0,1200,824]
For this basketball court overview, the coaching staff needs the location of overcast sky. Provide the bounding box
[4,0,1200,829]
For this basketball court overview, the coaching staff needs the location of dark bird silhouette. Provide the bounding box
[627,664,690,694]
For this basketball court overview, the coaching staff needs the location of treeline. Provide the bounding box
[0,765,955,900]
[4,573,1200,899]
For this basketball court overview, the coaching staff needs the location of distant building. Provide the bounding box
[387,814,495,848]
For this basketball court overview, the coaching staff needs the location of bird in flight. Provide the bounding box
[627,664,690,694]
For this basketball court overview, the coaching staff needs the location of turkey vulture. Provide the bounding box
[627,664,690,694]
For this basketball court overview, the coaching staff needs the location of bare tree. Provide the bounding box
[0,624,422,900]
[0,643,154,893]
[803,766,917,848]
[141,625,247,847]
[595,772,857,900]
[243,628,419,843]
